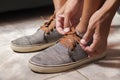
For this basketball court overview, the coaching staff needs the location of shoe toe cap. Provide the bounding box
[11,36,31,46]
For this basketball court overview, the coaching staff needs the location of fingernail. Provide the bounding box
[58,14,64,18]
[63,27,70,33]
[80,39,87,45]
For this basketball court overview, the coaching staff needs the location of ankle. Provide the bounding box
[75,22,88,34]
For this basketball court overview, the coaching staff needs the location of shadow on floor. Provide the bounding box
[95,25,120,68]
[95,48,120,68]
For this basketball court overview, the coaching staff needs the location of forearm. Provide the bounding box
[100,0,120,19]
[96,0,120,38]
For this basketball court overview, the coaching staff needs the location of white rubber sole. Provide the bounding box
[29,52,106,73]
[11,42,56,53]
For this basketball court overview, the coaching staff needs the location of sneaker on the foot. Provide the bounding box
[29,28,106,73]
[11,14,62,52]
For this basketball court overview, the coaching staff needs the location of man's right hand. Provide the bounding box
[56,0,83,34]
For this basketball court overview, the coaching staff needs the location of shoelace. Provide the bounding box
[59,31,83,62]
[59,27,93,59]
[40,14,56,34]
[59,27,81,51]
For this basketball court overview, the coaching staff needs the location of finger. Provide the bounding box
[80,24,95,45]
[55,5,65,34]
[56,15,64,28]
[64,14,70,28]
[56,14,70,34]
[63,12,71,33]
[85,38,99,57]
[79,43,86,50]
[56,15,65,34]
[85,46,97,57]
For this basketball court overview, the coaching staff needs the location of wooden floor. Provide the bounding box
[0,7,120,80]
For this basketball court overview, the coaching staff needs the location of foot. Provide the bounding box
[29,27,106,73]
[11,14,63,52]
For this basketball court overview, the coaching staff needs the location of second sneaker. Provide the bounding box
[11,14,62,52]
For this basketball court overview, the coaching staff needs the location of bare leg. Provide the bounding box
[76,0,105,34]
[53,0,67,13]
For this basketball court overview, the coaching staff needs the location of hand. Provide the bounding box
[80,10,112,57]
[56,0,83,34]
[79,0,120,57]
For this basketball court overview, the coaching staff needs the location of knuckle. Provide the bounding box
[64,11,71,16]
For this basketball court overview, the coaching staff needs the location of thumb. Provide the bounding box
[80,25,94,45]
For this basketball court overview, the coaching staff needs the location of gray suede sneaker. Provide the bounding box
[29,28,106,73]
[11,15,62,52]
